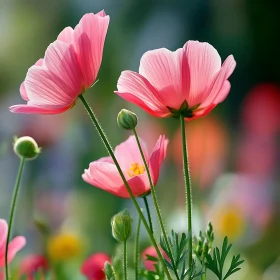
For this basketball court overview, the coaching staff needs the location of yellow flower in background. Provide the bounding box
[47,233,82,261]
[214,206,246,241]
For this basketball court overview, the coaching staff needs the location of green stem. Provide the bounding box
[134,216,141,280]
[5,157,25,280]
[78,95,172,280]
[133,128,180,280]
[179,114,193,275]
[123,241,128,280]
[202,268,207,280]
[143,196,153,234]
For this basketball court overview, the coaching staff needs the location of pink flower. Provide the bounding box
[142,246,168,271]
[0,219,26,267]
[115,40,236,120]
[81,253,111,280]
[82,135,168,198]
[19,255,48,280]
[10,11,109,115]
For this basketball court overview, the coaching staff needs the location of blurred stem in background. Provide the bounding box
[5,157,26,280]
[134,216,141,280]
[179,114,193,274]
[143,196,153,234]
[78,94,172,280]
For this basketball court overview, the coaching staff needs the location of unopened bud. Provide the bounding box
[13,136,41,160]
[117,109,138,130]
[104,261,116,280]
[111,209,133,242]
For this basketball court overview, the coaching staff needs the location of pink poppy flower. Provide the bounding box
[19,255,48,280]
[10,11,109,115]
[115,40,236,120]
[81,253,111,280]
[82,135,168,198]
[0,219,26,267]
[142,246,168,271]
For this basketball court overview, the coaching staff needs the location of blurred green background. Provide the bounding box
[0,0,280,279]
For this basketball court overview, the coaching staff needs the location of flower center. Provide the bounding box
[127,162,145,177]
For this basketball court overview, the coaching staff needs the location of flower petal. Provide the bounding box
[82,162,125,196]
[0,236,26,267]
[0,220,7,253]
[23,41,83,108]
[183,41,222,107]
[200,55,236,108]
[9,104,72,114]
[57,27,74,44]
[114,135,148,171]
[148,135,168,184]
[115,71,170,117]
[139,48,186,109]
[73,12,110,88]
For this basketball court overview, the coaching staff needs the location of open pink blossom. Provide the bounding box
[115,40,236,120]
[19,254,48,280]
[82,135,168,198]
[10,11,109,115]
[0,219,26,267]
[81,253,111,280]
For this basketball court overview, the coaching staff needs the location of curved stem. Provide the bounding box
[5,157,25,280]
[143,196,153,234]
[179,114,193,274]
[123,241,128,280]
[134,216,141,280]
[132,128,180,280]
[78,95,172,280]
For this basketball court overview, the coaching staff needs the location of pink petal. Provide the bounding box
[183,41,222,107]
[73,13,110,88]
[96,156,114,163]
[115,71,170,117]
[9,104,72,115]
[125,174,150,197]
[139,48,186,109]
[96,10,107,17]
[0,236,26,267]
[57,27,74,44]
[200,55,236,108]
[82,162,124,196]
[213,81,231,104]
[22,41,83,108]
[20,83,29,101]
[148,135,169,184]
[0,220,7,253]
[114,135,148,171]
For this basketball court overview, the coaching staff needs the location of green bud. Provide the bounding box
[104,261,116,280]
[13,136,41,160]
[117,109,138,130]
[111,209,133,242]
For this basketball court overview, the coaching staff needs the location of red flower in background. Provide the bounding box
[142,246,168,271]
[19,255,48,280]
[81,253,111,280]
[10,11,109,115]
[116,41,236,120]
[241,83,280,135]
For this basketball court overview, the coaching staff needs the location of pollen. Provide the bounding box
[127,162,145,177]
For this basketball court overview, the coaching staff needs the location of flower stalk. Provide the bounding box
[79,94,172,280]
[5,157,26,280]
[179,114,193,274]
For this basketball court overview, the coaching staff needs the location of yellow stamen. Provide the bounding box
[127,162,145,177]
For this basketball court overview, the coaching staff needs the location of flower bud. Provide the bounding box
[117,109,138,130]
[104,261,116,280]
[111,209,133,242]
[13,136,41,160]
